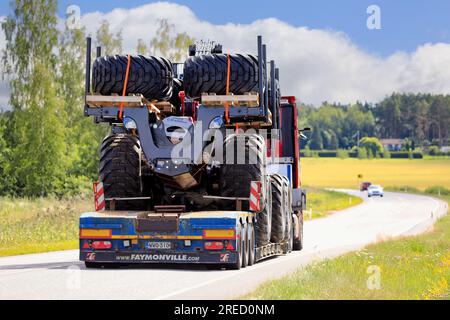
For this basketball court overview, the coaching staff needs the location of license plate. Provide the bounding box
[145,241,172,250]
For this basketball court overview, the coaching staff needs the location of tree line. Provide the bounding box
[0,0,191,197]
[300,93,450,152]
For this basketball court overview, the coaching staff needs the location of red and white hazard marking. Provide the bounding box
[249,181,261,212]
[93,182,105,211]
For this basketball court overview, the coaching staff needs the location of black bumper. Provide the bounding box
[80,250,238,264]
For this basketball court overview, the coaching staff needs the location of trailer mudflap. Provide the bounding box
[81,250,238,264]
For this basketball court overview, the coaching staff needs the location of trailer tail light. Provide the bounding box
[91,241,112,250]
[80,228,112,239]
[204,241,224,250]
[225,242,235,250]
[82,241,91,249]
[203,229,235,239]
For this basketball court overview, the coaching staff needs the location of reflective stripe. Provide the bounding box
[249,181,261,211]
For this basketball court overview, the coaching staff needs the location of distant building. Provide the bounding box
[380,139,403,151]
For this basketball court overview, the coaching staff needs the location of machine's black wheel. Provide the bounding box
[293,211,304,251]
[220,134,271,246]
[248,222,256,266]
[170,78,183,113]
[99,134,148,211]
[241,223,249,268]
[270,174,286,243]
[183,54,259,97]
[92,55,173,100]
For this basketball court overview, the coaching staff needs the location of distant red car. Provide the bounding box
[360,181,372,191]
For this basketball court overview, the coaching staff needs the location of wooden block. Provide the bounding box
[201,92,259,107]
[86,94,150,108]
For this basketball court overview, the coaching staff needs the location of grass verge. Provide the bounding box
[0,197,92,257]
[305,188,362,219]
[243,193,450,300]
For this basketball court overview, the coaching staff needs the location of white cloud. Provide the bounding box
[2,2,450,107]
[76,2,450,105]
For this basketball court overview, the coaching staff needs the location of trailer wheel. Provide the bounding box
[183,54,259,98]
[269,174,286,243]
[241,223,249,268]
[92,55,173,100]
[229,225,243,270]
[99,134,148,210]
[293,211,304,251]
[248,224,256,266]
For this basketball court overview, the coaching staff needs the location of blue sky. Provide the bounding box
[1,1,450,106]
[2,0,450,56]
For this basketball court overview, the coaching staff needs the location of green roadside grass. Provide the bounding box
[243,192,450,300]
[0,197,93,257]
[304,188,362,219]
[0,188,359,257]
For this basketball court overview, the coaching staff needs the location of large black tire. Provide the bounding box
[183,54,259,97]
[92,55,173,100]
[219,134,271,246]
[99,134,147,211]
[270,174,286,243]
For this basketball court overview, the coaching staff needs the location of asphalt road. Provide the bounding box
[0,190,447,300]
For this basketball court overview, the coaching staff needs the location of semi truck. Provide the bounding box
[79,36,307,269]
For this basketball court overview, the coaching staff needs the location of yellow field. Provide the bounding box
[300,158,450,190]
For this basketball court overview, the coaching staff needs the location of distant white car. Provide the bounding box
[367,185,384,197]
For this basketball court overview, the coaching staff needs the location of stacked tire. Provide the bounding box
[92,55,173,100]
[183,54,259,98]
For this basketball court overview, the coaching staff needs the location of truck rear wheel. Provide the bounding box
[270,174,286,243]
[92,55,173,100]
[99,134,148,210]
[280,176,293,246]
[293,211,304,251]
[183,54,259,98]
